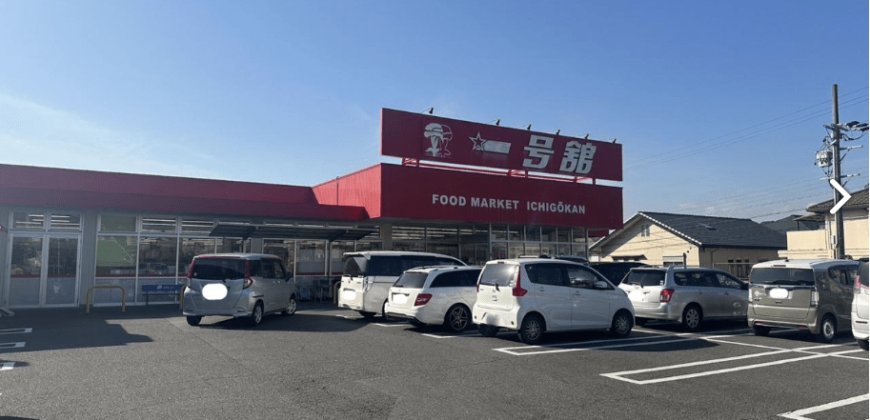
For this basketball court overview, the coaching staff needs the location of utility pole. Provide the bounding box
[831,84,845,259]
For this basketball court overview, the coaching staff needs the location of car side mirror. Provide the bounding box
[593,281,609,289]
[741,282,749,290]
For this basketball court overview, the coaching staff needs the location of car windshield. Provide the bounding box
[749,268,815,285]
[479,264,518,287]
[393,272,428,289]
[623,270,665,287]
[191,258,245,280]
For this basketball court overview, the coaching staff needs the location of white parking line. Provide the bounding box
[373,323,408,327]
[335,315,363,320]
[778,393,869,420]
[422,331,481,339]
[0,328,31,335]
[602,350,825,385]
[0,342,25,350]
[0,362,14,371]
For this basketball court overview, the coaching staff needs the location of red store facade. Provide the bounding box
[0,109,623,308]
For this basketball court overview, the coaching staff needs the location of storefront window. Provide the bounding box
[138,237,177,277]
[96,236,138,277]
[428,243,459,259]
[330,241,354,275]
[216,238,249,253]
[393,241,424,252]
[509,243,524,258]
[557,228,570,243]
[181,219,215,235]
[557,244,571,256]
[100,215,136,232]
[12,212,44,230]
[491,243,507,260]
[264,239,294,275]
[525,226,541,242]
[355,241,381,252]
[507,225,522,241]
[491,225,507,241]
[525,243,541,256]
[296,241,325,276]
[141,217,177,234]
[179,238,215,276]
[50,213,82,231]
[541,227,555,242]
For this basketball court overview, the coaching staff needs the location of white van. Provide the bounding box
[337,251,465,319]
[472,258,635,344]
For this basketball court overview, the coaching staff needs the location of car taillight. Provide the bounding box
[476,281,480,293]
[512,269,527,297]
[187,261,195,279]
[810,289,819,307]
[415,293,432,306]
[855,277,869,295]
[660,288,674,303]
[243,277,254,289]
[243,260,253,289]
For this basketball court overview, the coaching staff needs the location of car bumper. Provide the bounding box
[384,303,443,325]
[748,307,820,334]
[631,301,684,322]
[851,312,869,340]
[183,291,254,318]
[472,304,521,331]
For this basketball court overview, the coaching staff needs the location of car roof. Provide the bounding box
[193,253,280,260]
[751,259,859,269]
[486,258,585,265]
[405,265,482,274]
[343,251,462,259]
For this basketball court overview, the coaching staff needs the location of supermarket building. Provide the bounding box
[0,109,623,308]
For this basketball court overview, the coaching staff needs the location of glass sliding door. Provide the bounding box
[8,236,43,306]
[7,235,80,307]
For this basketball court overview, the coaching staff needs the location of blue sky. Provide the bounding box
[0,0,867,222]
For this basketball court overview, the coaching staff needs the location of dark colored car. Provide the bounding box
[588,262,648,285]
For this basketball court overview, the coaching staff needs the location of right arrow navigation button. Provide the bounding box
[828,179,852,214]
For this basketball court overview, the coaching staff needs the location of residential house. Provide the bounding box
[590,211,787,280]
[781,187,869,260]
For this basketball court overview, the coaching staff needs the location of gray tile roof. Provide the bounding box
[806,188,869,213]
[638,212,787,248]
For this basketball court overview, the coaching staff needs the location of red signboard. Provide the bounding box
[315,164,622,229]
[381,108,623,182]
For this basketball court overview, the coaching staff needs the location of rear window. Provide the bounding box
[479,264,518,287]
[860,262,869,287]
[191,258,245,280]
[624,270,665,287]
[749,268,815,285]
[393,272,429,289]
[343,256,367,277]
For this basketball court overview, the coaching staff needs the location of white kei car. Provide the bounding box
[384,266,482,332]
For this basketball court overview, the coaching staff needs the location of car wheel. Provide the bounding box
[282,295,298,316]
[635,317,648,327]
[444,304,471,333]
[248,302,264,327]
[359,311,376,319]
[859,339,869,351]
[682,304,703,332]
[381,301,395,321]
[518,314,545,344]
[186,316,202,326]
[478,324,499,337]
[611,310,633,338]
[815,315,836,343]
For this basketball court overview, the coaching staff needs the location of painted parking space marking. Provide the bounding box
[602,350,827,385]
[0,342,25,350]
[0,328,31,335]
[422,331,482,339]
[493,333,703,356]
[0,362,14,371]
[778,393,869,420]
[602,341,866,385]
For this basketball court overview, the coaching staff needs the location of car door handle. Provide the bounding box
[538,287,545,292]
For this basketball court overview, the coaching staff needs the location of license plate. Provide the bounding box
[769,288,789,299]
[341,290,357,301]
[393,294,408,305]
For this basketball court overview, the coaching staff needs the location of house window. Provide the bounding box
[640,225,650,237]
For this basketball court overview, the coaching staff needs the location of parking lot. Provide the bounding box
[0,303,866,420]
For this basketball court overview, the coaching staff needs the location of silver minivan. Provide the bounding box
[619,266,748,331]
[338,251,465,319]
[183,253,298,327]
[852,260,869,350]
[748,259,859,342]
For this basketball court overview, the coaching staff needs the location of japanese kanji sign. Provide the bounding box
[381,108,623,182]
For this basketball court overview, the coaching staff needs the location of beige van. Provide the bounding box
[747,259,859,342]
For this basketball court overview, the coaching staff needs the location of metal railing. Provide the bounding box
[86,285,126,314]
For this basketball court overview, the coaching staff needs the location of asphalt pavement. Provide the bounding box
[0,303,867,420]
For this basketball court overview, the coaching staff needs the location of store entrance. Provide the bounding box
[7,234,80,307]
